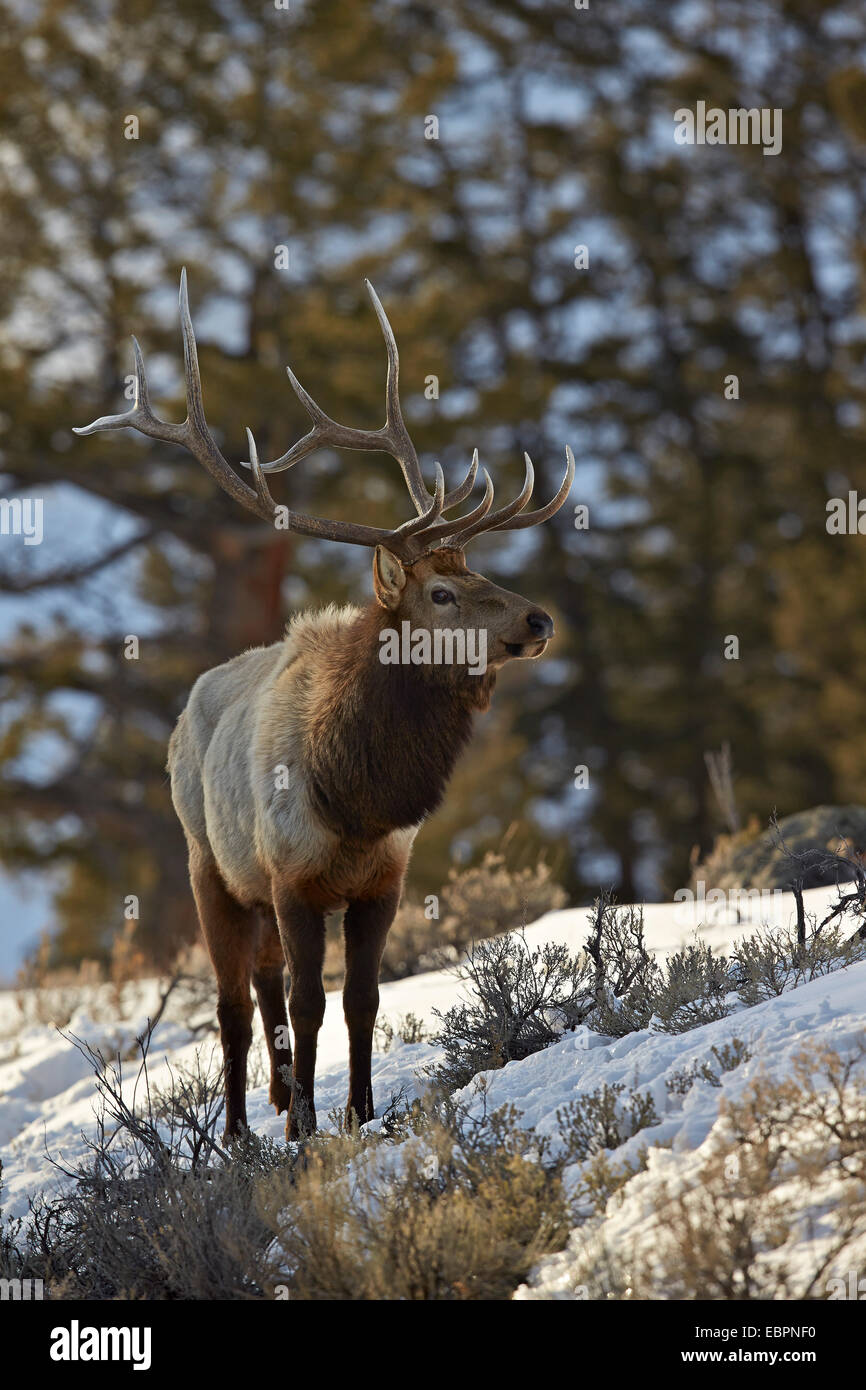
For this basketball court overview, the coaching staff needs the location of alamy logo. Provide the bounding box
[0,496,43,545]
[674,102,782,156]
[379,621,487,675]
[827,1270,866,1300]
[826,491,866,534]
[49,1320,152,1371]
[0,1277,44,1300]
[673,879,783,925]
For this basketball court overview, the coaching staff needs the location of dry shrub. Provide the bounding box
[9,931,219,1038]
[27,1151,285,1300]
[0,1029,291,1299]
[571,1147,654,1219]
[1,1026,569,1301]
[381,852,567,981]
[690,805,866,894]
[651,942,734,1034]
[569,1039,866,1300]
[583,893,660,1036]
[161,941,220,1037]
[374,1012,428,1052]
[316,853,566,988]
[556,1082,660,1165]
[13,943,103,1029]
[665,1038,752,1097]
[688,814,766,893]
[431,932,593,1090]
[732,919,865,1007]
[263,1103,568,1301]
[429,897,743,1091]
[108,919,149,992]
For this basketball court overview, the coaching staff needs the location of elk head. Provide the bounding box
[371,545,555,675]
[73,271,574,665]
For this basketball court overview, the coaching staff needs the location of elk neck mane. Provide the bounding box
[288,601,497,843]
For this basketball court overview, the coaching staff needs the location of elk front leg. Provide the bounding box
[343,887,400,1127]
[274,891,326,1139]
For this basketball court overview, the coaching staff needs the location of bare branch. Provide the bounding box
[0,528,155,593]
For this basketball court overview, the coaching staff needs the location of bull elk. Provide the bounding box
[74,272,573,1140]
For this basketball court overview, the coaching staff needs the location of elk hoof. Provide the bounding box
[286,1099,316,1142]
[344,1097,375,1130]
[269,1079,293,1115]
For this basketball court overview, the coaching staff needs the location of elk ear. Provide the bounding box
[373,546,407,610]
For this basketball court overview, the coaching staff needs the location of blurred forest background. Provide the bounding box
[1,0,866,973]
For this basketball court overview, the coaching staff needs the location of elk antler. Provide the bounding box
[448,448,575,550]
[73,271,573,562]
[255,280,477,517]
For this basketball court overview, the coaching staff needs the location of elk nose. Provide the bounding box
[526,609,554,639]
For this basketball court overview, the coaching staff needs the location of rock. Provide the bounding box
[692,805,866,892]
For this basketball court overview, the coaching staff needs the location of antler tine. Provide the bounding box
[450,453,535,548]
[415,465,495,548]
[489,445,575,533]
[178,268,207,440]
[365,278,445,515]
[72,334,162,439]
[250,282,480,514]
[74,271,273,521]
[394,463,445,540]
[246,424,436,554]
[246,428,277,517]
[397,449,479,531]
[442,448,479,508]
[130,335,152,418]
[245,281,430,517]
[366,281,481,514]
[364,278,404,430]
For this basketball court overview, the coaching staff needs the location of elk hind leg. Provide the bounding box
[254,907,293,1115]
[190,851,255,1142]
[274,891,326,1140]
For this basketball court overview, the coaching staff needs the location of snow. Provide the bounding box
[0,880,864,1298]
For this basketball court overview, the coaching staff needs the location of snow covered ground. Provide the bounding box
[1,881,864,1298]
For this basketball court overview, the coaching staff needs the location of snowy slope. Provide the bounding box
[474,962,866,1297]
[1,880,863,1301]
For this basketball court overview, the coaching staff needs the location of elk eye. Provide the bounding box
[431,588,454,605]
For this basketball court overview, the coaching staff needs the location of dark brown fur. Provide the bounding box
[305,603,497,843]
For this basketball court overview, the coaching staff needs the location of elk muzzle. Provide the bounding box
[502,607,555,659]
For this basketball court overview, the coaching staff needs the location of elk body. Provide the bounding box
[75,273,573,1140]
